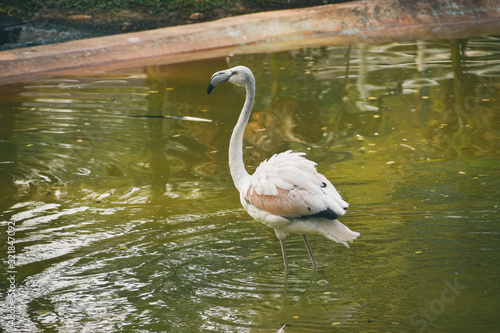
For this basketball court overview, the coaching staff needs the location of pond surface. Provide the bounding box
[1,37,499,332]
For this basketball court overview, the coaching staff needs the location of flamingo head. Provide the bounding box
[207,65,254,94]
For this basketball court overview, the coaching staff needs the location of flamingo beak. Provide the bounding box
[207,70,232,94]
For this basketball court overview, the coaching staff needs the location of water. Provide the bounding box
[1,37,499,332]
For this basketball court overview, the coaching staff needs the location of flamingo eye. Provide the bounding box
[321,182,327,188]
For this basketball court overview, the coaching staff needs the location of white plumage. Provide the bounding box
[208,66,359,271]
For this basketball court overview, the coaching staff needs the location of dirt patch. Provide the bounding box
[24,5,260,36]
[0,4,267,50]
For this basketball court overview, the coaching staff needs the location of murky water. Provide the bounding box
[1,37,499,332]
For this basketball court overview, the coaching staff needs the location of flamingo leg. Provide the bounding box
[279,238,290,271]
[302,234,319,269]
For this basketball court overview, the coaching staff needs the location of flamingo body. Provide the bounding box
[207,66,359,271]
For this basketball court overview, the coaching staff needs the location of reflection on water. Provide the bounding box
[1,37,499,332]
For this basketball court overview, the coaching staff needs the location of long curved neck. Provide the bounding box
[229,79,255,191]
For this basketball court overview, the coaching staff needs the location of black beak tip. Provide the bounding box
[207,84,214,95]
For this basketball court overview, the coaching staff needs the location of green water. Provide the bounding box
[1,37,499,332]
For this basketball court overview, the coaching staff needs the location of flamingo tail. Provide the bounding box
[319,219,360,248]
[282,218,360,248]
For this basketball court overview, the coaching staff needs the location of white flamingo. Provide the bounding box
[207,66,360,271]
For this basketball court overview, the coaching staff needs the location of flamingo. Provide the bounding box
[207,66,360,271]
